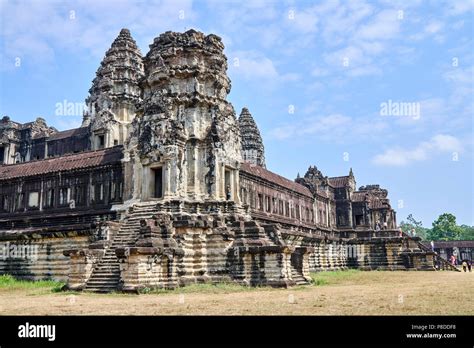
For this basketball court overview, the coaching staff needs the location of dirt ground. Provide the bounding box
[0,271,472,315]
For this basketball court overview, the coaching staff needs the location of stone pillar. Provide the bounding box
[164,161,172,198]
[191,145,198,198]
[220,163,225,200]
[347,201,353,228]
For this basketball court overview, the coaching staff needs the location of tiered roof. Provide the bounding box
[86,28,144,116]
[238,107,266,167]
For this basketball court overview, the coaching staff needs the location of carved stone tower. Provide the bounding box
[126,30,242,203]
[85,28,144,150]
[238,107,266,168]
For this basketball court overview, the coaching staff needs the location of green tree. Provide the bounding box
[427,213,462,241]
[399,214,429,240]
[459,225,474,240]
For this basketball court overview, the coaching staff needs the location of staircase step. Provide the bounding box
[86,281,120,286]
[84,202,162,292]
[84,287,118,293]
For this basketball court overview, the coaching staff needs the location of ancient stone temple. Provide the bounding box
[0,29,447,293]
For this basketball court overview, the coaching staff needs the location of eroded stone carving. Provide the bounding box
[127,30,241,201]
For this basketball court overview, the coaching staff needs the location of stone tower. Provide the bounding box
[126,30,241,203]
[238,107,266,168]
[85,28,144,150]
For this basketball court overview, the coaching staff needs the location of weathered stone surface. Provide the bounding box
[238,107,265,168]
[63,248,104,291]
[126,29,241,203]
[86,28,145,150]
[347,236,435,271]
[0,116,57,164]
[0,231,93,282]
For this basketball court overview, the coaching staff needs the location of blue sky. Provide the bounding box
[0,0,473,227]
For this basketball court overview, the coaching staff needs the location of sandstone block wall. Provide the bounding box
[0,230,93,282]
[347,237,435,271]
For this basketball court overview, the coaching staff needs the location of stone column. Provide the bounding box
[164,161,172,198]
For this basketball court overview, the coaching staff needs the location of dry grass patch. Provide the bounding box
[0,271,472,315]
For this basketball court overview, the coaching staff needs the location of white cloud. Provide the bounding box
[347,65,382,77]
[443,65,474,113]
[315,5,407,78]
[324,45,364,67]
[323,44,383,77]
[425,21,444,34]
[229,50,300,84]
[268,113,388,143]
[445,0,474,16]
[0,0,196,70]
[302,114,351,135]
[229,51,278,80]
[269,114,350,140]
[355,9,400,40]
[286,6,319,33]
[372,134,463,166]
[319,0,374,45]
[409,19,446,41]
[444,65,473,86]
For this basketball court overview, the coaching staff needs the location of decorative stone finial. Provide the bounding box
[119,28,131,36]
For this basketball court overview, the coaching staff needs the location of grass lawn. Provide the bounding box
[0,271,472,315]
[0,274,64,293]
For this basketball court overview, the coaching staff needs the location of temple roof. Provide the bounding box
[47,127,89,141]
[238,107,266,167]
[351,191,369,202]
[0,146,123,180]
[240,162,312,198]
[328,175,350,188]
[238,107,264,147]
[86,28,144,112]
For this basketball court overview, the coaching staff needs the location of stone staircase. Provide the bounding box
[416,239,460,272]
[290,265,308,285]
[84,202,159,292]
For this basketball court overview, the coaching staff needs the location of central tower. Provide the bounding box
[126,30,242,203]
